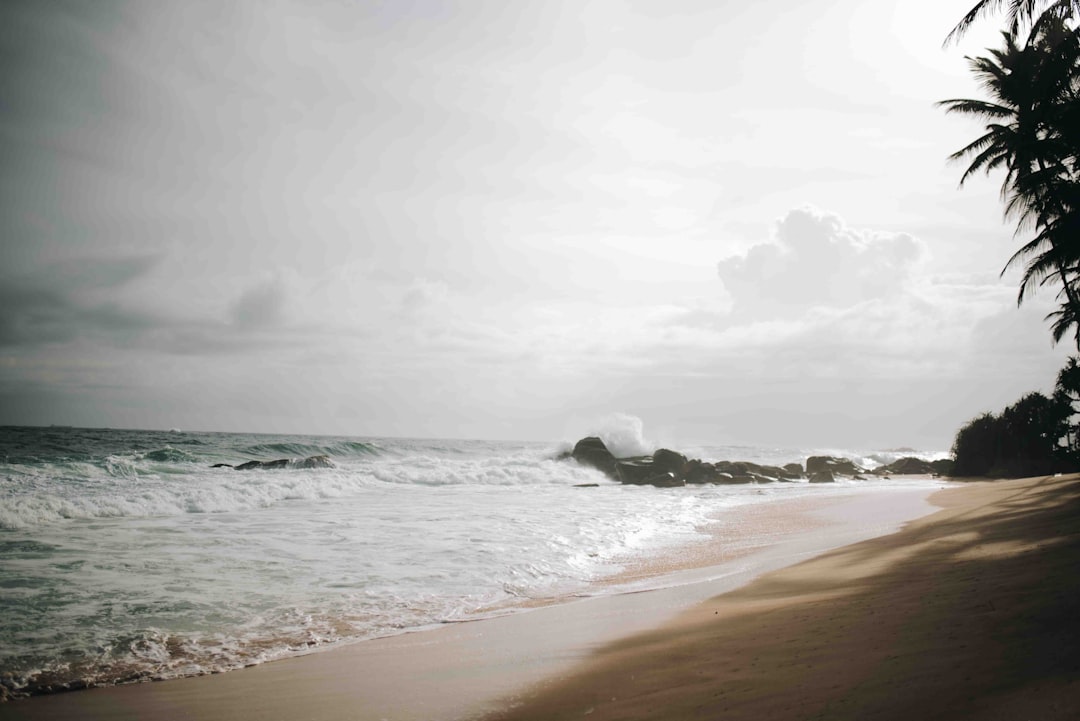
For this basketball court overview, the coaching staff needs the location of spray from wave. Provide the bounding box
[588,413,654,458]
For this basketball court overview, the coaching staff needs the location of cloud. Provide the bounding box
[0,254,162,347]
[398,277,449,316]
[229,275,289,330]
[717,205,927,318]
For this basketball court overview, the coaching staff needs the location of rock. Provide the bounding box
[614,458,655,485]
[806,456,865,476]
[783,463,804,477]
[652,448,689,476]
[571,437,619,479]
[295,454,333,469]
[612,458,687,487]
[880,457,934,475]
[645,471,686,488]
[756,464,790,480]
[684,459,722,484]
[227,455,333,471]
[235,459,290,471]
[930,459,954,476]
[573,483,600,488]
[871,457,953,476]
[809,470,836,483]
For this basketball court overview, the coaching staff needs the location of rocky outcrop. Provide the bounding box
[875,457,933,475]
[213,455,334,471]
[685,459,725,484]
[294,455,334,469]
[563,437,945,488]
[806,456,866,476]
[872,456,954,476]
[930,459,954,476]
[565,438,809,487]
[613,457,687,487]
[571,437,620,478]
[652,448,689,476]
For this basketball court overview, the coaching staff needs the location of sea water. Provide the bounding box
[0,426,946,698]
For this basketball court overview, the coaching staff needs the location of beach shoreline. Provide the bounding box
[0,481,944,721]
[485,473,1080,720]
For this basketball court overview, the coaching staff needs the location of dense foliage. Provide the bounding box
[941,0,1080,347]
[951,358,1080,476]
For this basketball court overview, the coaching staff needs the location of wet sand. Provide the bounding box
[485,474,1080,720]
[0,484,943,721]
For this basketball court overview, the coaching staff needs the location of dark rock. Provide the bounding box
[230,456,332,471]
[615,458,655,485]
[573,483,600,488]
[806,456,865,476]
[930,459,954,476]
[871,456,953,476]
[211,463,234,469]
[613,458,687,487]
[571,437,619,479]
[235,459,290,470]
[880,457,934,475]
[652,448,689,476]
[809,470,836,483]
[684,459,722,484]
[889,457,931,474]
[295,454,333,469]
[783,463,804,477]
[645,471,686,488]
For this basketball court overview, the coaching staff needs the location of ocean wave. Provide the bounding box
[0,467,378,529]
[142,447,199,463]
[238,440,382,459]
[368,455,605,487]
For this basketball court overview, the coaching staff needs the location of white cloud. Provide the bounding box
[717,206,927,318]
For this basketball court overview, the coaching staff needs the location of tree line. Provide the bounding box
[942,1,1080,476]
[952,357,1080,476]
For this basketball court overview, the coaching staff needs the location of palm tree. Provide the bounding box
[938,13,1080,346]
[945,0,1079,45]
[1054,356,1080,455]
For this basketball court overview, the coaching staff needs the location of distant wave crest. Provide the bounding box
[238,440,382,458]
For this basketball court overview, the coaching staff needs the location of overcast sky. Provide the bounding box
[1,0,1072,450]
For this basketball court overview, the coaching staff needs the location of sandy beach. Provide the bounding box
[487,474,1080,720]
[6,475,1079,721]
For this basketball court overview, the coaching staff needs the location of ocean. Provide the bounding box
[0,425,947,699]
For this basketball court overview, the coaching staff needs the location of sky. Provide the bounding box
[0,0,1073,450]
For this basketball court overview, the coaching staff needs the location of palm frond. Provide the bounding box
[945,0,1008,46]
[936,98,1015,118]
